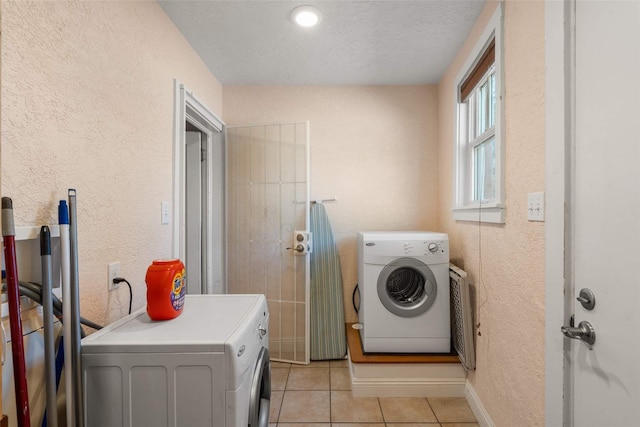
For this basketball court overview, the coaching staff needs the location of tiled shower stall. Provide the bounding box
[226,122,310,364]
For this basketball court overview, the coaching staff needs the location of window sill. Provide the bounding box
[452,203,505,224]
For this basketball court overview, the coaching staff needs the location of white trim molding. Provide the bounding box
[544,0,573,426]
[172,81,226,290]
[465,380,496,427]
[451,203,505,224]
[452,3,505,224]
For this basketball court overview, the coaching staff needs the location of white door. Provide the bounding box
[186,130,204,294]
[566,1,640,425]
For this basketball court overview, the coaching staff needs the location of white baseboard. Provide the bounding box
[465,380,495,427]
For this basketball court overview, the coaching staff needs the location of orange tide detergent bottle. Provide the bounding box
[145,259,186,320]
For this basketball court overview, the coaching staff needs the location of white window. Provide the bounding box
[453,5,504,223]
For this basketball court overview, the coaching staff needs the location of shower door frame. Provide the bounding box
[226,121,311,365]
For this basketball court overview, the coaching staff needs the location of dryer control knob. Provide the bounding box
[428,243,438,253]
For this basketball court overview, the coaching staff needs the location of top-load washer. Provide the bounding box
[82,294,271,427]
[358,231,450,353]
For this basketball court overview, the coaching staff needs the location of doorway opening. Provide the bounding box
[173,81,225,294]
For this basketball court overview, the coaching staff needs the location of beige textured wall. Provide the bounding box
[437,1,545,426]
[223,86,440,322]
[2,2,545,423]
[1,1,222,325]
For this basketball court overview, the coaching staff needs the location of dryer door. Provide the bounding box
[377,257,437,318]
[248,347,271,427]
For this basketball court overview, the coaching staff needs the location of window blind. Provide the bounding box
[460,39,495,102]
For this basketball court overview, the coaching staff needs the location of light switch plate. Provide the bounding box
[527,192,545,221]
[161,201,170,224]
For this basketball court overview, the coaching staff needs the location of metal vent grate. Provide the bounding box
[450,263,475,370]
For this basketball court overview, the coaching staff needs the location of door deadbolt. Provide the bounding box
[576,288,596,310]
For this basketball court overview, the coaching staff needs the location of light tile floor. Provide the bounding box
[269,360,479,427]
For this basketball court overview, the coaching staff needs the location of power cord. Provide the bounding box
[352,284,360,314]
[113,277,133,315]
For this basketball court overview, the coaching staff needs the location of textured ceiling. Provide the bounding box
[158,1,486,85]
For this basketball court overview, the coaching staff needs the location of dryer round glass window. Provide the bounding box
[377,257,437,318]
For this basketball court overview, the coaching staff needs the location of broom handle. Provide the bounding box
[41,225,58,427]
[2,197,31,427]
[69,189,84,427]
[58,199,75,427]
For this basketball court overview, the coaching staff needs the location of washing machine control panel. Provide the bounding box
[360,233,449,264]
[254,312,269,344]
[402,242,415,254]
[395,240,449,263]
[422,240,448,260]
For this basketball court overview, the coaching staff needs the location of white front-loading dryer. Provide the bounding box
[82,294,271,427]
[358,231,450,353]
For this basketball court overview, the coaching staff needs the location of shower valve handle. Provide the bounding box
[286,244,305,253]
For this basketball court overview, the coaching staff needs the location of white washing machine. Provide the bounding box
[358,231,450,353]
[82,294,271,427]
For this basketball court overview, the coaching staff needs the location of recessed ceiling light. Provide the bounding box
[291,5,322,27]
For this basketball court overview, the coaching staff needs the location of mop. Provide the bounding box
[68,189,84,427]
[58,199,74,427]
[2,197,31,426]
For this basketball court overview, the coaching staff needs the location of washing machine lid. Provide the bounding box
[377,257,438,318]
[82,295,263,354]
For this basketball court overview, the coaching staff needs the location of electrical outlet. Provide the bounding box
[108,262,121,291]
